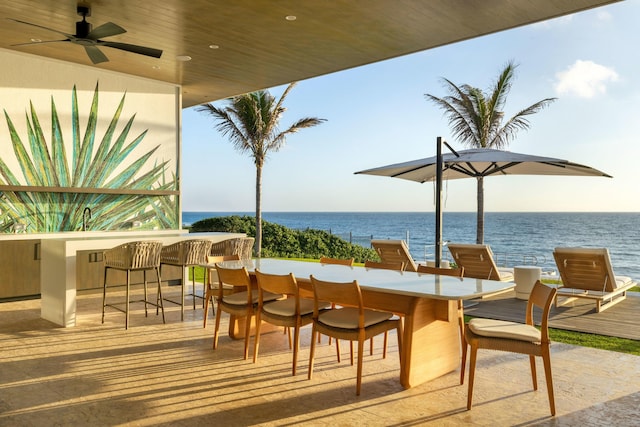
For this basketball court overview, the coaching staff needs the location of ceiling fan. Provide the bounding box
[9,4,163,64]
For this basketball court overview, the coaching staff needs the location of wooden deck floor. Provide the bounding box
[465,290,639,340]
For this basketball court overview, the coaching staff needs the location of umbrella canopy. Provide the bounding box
[355,148,612,182]
[355,144,612,266]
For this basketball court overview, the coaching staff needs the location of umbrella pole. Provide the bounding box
[435,137,443,268]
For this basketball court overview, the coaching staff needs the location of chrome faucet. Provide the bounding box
[82,207,92,231]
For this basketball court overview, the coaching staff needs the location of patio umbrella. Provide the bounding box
[355,137,612,266]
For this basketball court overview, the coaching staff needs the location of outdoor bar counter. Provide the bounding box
[0,230,243,327]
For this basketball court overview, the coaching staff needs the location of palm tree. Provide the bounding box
[197,83,325,257]
[425,61,556,244]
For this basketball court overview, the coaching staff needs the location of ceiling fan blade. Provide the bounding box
[84,46,109,64]
[99,41,162,58]
[87,22,126,40]
[8,18,73,39]
[11,39,70,47]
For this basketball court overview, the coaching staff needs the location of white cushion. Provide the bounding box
[498,268,514,281]
[223,291,281,306]
[318,307,392,329]
[615,276,634,288]
[469,318,541,342]
[264,298,312,316]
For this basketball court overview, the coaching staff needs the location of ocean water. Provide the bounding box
[183,211,640,279]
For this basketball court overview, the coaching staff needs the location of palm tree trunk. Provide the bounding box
[255,164,262,258]
[476,177,484,244]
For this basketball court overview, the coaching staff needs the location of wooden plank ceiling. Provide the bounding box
[0,0,619,107]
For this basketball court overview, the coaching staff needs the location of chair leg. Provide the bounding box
[287,327,292,350]
[466,342,478,410]
[292,325,301,376]
[335,338,341,363]
[253,312,262,363]
[370,337,374,356]
[213,301,222,349]
[382,331,388,359]
[308,325,317,380]
[243,312,252,360]
[529,354,538,391]
[203,290,216,328]
[356,338,364,396]
[542,348,556,416]
[395,323,403,364]
[458,301,466,385]
[350,341,354,365]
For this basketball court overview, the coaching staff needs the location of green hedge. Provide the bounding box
[190,215,378,262]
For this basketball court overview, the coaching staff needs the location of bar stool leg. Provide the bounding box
[191,266,197,310]
[125,270,130,330]
[180,269,185,321]
[143,270,149,317]
[102,267,108,323]
[156,266,165,323]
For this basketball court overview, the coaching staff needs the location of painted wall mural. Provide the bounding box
[0,81,178,233]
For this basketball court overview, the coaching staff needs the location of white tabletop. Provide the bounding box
[211,258,514,301]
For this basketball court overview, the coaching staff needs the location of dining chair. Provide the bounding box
[160,239,212,320]
[317,256,355,350]
[308,275,403,396]
[417,264,466,384]
[253,270,330,375]
[203,254,240,327]
[463,281,557,415]
[213,264,282,359]
[102,240,164,329]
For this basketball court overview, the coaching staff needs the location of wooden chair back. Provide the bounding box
[553,247,617,292]
[364,260,405,271]
[319,256,354,266]
[417,264,464,277]
[526,281,557,343]
[255,270,299,303]
[310,275,363,324]
[371,239,417,272]
[447,243,502,281]
[215,265,252,301]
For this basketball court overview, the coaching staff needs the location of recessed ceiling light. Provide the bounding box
[152,65,160,70]
[285,15,297,21]
[30,38,42,43]
[176,55,192,62]
[209,44,219,49]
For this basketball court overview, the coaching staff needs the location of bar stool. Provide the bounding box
[160,239,212,320]
[102,240,165,329]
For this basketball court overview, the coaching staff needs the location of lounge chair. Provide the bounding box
[447,243,514,282]
[553,247,636,313]
[371,239,417,272]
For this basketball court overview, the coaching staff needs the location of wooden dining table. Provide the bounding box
[206,258,514,389]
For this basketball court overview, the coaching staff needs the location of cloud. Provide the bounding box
[554,60,619,98]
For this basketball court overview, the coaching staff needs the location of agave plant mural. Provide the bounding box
[0,82,178,233]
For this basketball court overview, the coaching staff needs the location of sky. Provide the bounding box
[181,1,639,213]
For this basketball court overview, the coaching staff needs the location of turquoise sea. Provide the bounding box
[183,212,640,279]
